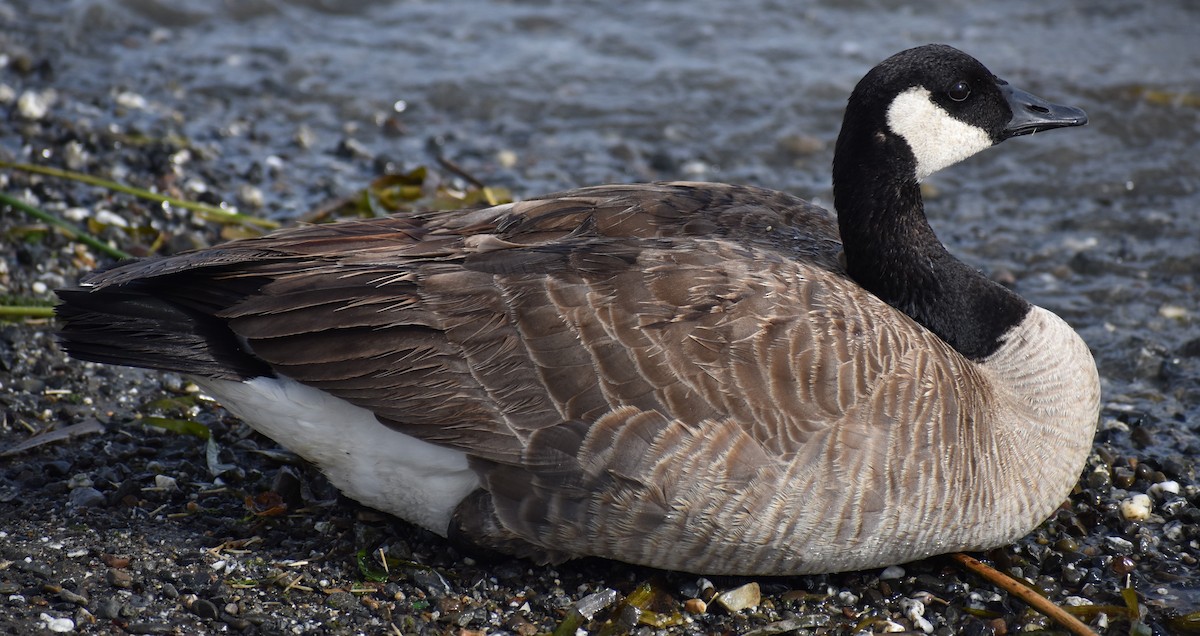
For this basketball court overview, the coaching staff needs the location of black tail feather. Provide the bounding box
[55,286,272,380]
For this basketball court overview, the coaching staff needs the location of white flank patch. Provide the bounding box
[196,375,480,535]
[886,87,993,181]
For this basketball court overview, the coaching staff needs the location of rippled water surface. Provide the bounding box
[5,0,1200,610]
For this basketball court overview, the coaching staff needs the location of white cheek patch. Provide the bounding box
[886,87,994,181]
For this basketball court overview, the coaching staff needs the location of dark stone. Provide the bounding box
[98,596,122,619]
[408,568,454,598]
[69,487,106,509]
[42,460,72,477]
[190,598,219,620]
[325,591,357,611]
[106,568,133,589]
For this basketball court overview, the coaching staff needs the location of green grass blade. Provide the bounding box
[0,160,280,230]
[0,305,57,319]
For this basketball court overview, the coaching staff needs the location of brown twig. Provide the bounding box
[436,155,487,189]
[949,553,1099,636]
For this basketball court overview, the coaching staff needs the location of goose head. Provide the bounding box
[834,43,1087,185]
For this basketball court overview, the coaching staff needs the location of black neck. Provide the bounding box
[831,134,1029,361]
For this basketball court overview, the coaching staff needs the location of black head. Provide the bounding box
[834,44,1087,183]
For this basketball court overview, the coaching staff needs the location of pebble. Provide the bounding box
[63,140,89,170]
[325,591,357,611]
[496,149,518,168]
[683,598,707,614]
[93,209,129,228]
[574,588,618,620]
[1112,556,1137,575]
[238,184,265,209]
[1148,480,1180,498]
[1159,304,1189,319]
[503,613,537,636]
[408,568,453,598]
[1113,466,1136,489]
[98,596,122,619]
[106,568,133,589]
[294,124,316,148]
[58,588,88,605]
[337,137,373,159]
[1119,494,1152,521]
[67,474,94,489]
[879,565,905,580]
[715,582,760,612]
[189,598,219,620]
[900,597,933,634]
[114,90,148,111]
[1105,536,1135,555]
[17,88,54,119]
[39,613,74,633]
[68,487,106,509]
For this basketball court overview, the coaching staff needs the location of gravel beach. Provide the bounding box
[2,1,1199,634]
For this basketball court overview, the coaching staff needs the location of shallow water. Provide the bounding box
[5,0,1200,612]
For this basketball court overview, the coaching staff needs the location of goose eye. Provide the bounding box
[948,81,971,102]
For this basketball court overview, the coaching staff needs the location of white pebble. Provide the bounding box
[115,90,148,110]
[93,209,129,228]
[0,82,15,104]
[901,597,934,632]
[1148,481,1180,498]
[681,160,709,176]
[31,281,47,295]
[63,207,90,222]
[1106,536,1134,553]
[238,184,264,209]
[900,596,926,619]
[496,149,518,168]
[39,613,74,633]
[64,140,89,170]
[154,475,178,491]
[17,89,54,119]
[879,565,905,580]
[1119,494,1152,521]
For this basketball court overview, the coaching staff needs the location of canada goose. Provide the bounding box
[56,44,1099,576]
